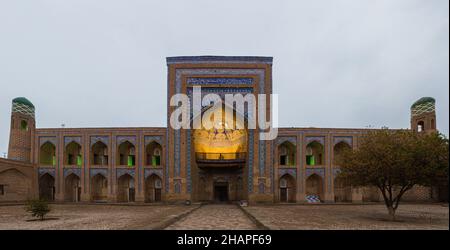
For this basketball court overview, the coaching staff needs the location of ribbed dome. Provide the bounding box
[411,97,435,109]
[12,97,34,108]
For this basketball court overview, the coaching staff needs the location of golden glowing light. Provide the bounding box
[193,105,247,159]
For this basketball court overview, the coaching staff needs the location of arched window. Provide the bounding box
[20,120,28,131]
[417,121,425,132]
[65,141,82,166]
[91,141,108,165]
[333,141,351,165]
[145,141,162,166]
[306,141,324,166]
[117,141,135,166]
[278,141,296,166]
[39,142,56,166]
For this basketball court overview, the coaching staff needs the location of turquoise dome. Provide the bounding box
[411,97,435,109]
[12,97,34,108]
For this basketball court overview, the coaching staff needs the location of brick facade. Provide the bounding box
[0,158,36,202]
[0,56,442,204]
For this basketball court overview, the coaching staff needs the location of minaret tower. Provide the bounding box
[8,97,36,162]
[410,97,437,133]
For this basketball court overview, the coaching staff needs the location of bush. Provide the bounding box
[25,199,51,221]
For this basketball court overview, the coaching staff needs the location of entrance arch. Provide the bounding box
[334,176,352,202]
[64,173,81,202]
[145,174,162,202]
[192,104,248,202]
[91,174,107,202]
[279,174,296,202]
[306,174,323,201]
[117,174,135,202]
[39,173,55,201]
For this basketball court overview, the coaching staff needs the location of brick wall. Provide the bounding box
[0,158,35,202]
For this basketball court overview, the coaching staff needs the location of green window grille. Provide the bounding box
[306,155,315,166]
[52,156,56,166]
[77,155,82,166]
[152,155,161,166]
[128,155,135,167]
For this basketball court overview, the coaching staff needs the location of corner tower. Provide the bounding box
[410,97,436,133]
[8,97,36,162]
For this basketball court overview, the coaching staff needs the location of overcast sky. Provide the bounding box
[0,0,448,155]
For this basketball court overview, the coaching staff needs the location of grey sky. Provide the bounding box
[0,0,448,155]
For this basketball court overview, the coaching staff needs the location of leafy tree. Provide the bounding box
[337,130,448,221]
[25,199,51,221]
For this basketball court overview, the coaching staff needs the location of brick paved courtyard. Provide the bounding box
[0,203,447,230]
[166,204,257,230]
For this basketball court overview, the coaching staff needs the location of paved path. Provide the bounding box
[166,204,258,230]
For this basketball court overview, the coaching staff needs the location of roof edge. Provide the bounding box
[166,56,273,65]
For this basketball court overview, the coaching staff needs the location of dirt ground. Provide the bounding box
[243,203,449,230]
[0,204,196,230]
[0,203,447,230]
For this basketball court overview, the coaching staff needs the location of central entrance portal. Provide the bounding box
[214,182,229,202]
[191,103,248,202]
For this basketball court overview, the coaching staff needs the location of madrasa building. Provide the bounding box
[0,56,444,204]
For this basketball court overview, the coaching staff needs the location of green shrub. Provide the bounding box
[25,199,51,221]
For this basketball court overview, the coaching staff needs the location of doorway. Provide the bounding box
[280,188,288,202]
[65,173,81,202]
[145,174,162,203]
[39,173,55,201]
[214,182,229,202]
